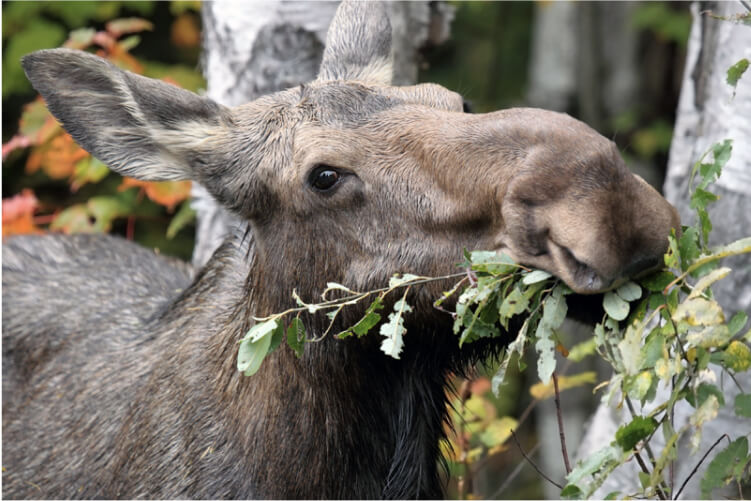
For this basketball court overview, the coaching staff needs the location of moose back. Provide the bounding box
[2,1,680,499]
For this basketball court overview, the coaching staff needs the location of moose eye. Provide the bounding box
[310,166,341,192]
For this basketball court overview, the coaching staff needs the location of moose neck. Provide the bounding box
[195,233,472,499]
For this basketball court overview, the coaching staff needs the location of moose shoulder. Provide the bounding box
[1,1,680,499]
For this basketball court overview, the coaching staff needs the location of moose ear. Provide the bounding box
[317,0,393,85]
[22,49,231,182]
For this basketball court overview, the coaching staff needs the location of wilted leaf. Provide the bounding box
[529,371,596,400]
[616,416,658,451]
[673,297,724,326]
[722,341,751,372]
[688,267,731,299]
[380,297,412,359]
[604,291,630,321]
[686,325,731,349]
[341,298,384,338]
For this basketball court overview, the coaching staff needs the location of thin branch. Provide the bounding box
[552,372,572,475]
[491,442,542,498]
[510,429,563,490]
[675,434,730,500]
[633,451,667,500]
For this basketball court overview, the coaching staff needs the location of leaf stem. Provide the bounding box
[509,429,563,490]
[552,372,572,475]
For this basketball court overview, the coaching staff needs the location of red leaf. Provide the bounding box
[2,190,41,237]
[106,18,154,38]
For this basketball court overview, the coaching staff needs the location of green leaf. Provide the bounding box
[380,297,413,359]
[604,291,630,321]
[498,286,529,322]
[616,281,642,302]
[3,19,66,98]
[640,271,676,292]
[522,269,552,285]
[701,437,749,498]
[615,416,658,451]
[166,200,196,239]
[678,226,702,270]
[50,204,97,233]
[560,484,583,499]
[346,298,384,338]
[86,196,132,232]
[726,58,749,87]
[734,394,751,418]
[728,311,748,336]
[237,322,275,376]
[286,317,306,358]
[243,319,279,343]
[567,338,596,362]
[268,322,285,353]
[686,383,725,408]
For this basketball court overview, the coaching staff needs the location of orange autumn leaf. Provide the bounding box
[119,178,192,211]
[26,133,89,180]
[2,189,42,237]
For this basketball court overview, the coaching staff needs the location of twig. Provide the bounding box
[510,429,563,490]
[675,434,730,500]
[552,372,572,475]
[633,451,667,500]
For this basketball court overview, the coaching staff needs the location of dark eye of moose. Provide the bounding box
[310,166,342,192]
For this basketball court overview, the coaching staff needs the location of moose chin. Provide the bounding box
[2,1,679,499]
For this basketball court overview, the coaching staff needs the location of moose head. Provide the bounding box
[22,2,678,306]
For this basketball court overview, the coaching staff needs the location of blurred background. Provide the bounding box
[1,1,692,498]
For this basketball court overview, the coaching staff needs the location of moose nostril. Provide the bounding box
[623,256,660,278]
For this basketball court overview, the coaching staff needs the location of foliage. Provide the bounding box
[2,1,203,259]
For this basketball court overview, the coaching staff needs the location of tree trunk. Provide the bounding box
[192,1,453,268]
[578,3,751,498]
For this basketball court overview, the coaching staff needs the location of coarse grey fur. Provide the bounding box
[2,1,681,499]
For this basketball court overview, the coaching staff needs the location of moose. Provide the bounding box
[2,2,680,499]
